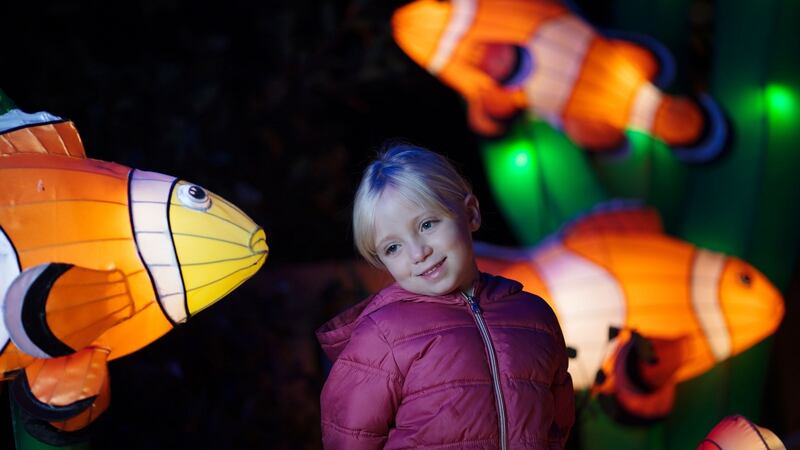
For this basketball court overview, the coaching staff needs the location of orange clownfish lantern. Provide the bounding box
[392,0,727,161]
[0,110,268,443]
[475,202,783,421]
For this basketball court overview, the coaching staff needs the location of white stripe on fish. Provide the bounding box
[532,240,626,389]
[130,169,188,324]
[429,0,477,74]
[691,249,731,362]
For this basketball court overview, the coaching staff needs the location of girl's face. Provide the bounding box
[373,187,481,296]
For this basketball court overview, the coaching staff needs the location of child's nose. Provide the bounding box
[411,242,432,263]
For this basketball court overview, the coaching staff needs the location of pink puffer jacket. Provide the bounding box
[317,273,574,450]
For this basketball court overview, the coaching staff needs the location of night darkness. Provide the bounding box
[1,0,797,449]
[0,1,512,448]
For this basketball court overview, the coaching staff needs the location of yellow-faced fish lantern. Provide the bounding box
[475,202,783,421]
[392,0,728,162]
[0,110,268,442]
[698,415,786,450]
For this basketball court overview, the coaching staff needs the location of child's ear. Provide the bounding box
[464,194,481,232]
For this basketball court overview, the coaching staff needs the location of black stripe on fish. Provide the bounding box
[166,179,189,323]
[22,263,75,357]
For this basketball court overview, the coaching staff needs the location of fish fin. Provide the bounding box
[670,94,730,163]
[466,88,520,136]
[3,263,135,359]
[10,347,110,444]
[601,30,676,88]
[468,100,506,136]
[562,118,626,150]
[0,120,86,158]
[594,330,686,423]
[11,347,110,422]
[560,200,663,240]
[609,39,660,83]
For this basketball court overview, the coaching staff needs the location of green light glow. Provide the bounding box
[481,120,605,245]
[513,150,530,167]
[766,84,796,118]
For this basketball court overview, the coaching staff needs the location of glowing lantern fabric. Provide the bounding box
[0,110,268,443]
[392,0,727,161]
[474,202,784,420]
[697,416,786,450]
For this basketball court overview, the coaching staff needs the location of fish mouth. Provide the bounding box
[250,227,269,256]
[417,257,446,277]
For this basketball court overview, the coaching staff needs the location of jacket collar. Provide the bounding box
[316,272,522,361]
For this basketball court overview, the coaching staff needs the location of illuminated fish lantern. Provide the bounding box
[698,415,786,450]
[392,0,727,161]
[0,110,268,442]
[474,202,783,421]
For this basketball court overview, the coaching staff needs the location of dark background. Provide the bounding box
[0,1,512,448]
[0,1,794,449]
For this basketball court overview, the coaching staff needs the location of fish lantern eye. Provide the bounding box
[739,272,752,286]
[177,184,212,211]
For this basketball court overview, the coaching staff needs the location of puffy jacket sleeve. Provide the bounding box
[320,316,403,450]
[548,327,575,449]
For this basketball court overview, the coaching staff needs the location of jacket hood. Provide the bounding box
[316,272,523,362]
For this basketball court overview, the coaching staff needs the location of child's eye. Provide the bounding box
[420,220,437,231]
[384,244,399,256]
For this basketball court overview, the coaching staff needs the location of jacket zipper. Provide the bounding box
[462,292,507,450]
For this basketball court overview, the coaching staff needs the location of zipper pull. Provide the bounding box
[464,294,482,315]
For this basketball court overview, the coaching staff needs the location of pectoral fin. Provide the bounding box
[11,347,110,422]
[594,330,687,423]
[466,88,520,136]
[3,263,135,358]
[468,99,506,136]
[11,347,111,445]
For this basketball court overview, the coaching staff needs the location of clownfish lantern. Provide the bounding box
[475,202,783,421]
[392,0,728,161]
[0,110,268,441]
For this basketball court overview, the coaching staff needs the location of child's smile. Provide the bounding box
[417,256,446,278]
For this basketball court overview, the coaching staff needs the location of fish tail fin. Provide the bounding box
[3,263,135,359]
[651,95,705,147]
[467,88,522,136]
[646,91,729,163]
[603,34,729,163]
[669,94,730,163]
[10,347,111,444]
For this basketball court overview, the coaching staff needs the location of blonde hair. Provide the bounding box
[353,144,473,267]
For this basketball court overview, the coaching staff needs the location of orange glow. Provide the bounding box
[0,120,266,434]
[474,206,784,403]
[393,0,710,150]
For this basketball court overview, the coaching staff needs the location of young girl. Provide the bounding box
[317,145,574,449]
